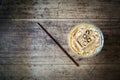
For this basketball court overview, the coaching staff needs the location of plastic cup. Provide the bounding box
[68,23,104,58]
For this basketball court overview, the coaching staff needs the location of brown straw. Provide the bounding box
[37,23,79,66]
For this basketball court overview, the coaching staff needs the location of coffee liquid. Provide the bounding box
[69,23,102,57]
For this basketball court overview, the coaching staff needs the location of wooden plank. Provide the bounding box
[0,20,119,66]
[0,0,59,19]
[58,0,120,19]
[0,65,119,80]
[0,0,120,19]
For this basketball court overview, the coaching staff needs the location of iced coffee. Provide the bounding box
[69,23,104,58]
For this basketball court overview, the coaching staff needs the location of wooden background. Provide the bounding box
[0,0,120,80]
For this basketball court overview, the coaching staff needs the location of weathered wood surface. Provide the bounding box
[0,0,120,80]
[0,0,120,19]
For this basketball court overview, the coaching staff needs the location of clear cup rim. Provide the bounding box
[68,23,104,58]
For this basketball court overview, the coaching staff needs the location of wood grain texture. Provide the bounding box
[0,0,120,80]
[0,0,120,19]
